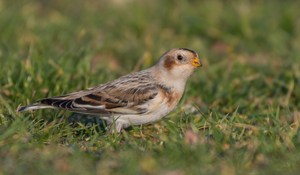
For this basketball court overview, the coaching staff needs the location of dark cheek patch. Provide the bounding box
[164,56,175,70]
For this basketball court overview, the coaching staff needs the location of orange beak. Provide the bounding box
[191,57,202,67]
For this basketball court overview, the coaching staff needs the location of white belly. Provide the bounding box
[102,91,180,128]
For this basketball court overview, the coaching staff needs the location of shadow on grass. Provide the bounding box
[67,113,108,133]
[67,113,133,133]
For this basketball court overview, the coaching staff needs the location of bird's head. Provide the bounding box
[157,48,202,80]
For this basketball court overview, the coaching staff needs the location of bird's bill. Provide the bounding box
[191,57,202,67]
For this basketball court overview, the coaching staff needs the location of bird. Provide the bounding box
[17,48,202,132]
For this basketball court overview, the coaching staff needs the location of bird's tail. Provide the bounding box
[17,103,55,112]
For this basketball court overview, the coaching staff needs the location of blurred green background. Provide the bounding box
[0,0,300,174]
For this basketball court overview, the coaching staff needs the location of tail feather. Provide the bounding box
[17,103,55,112]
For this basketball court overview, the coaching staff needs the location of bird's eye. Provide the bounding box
[177,55,183,61]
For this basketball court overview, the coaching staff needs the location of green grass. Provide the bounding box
[1,0,300,174]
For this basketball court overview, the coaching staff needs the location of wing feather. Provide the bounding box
[38,71,160,115]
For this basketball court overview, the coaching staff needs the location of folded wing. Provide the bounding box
[39,72,159,115]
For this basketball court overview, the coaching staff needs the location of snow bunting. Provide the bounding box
[18,48,202,132]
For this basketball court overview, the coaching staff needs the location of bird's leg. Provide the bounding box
[107,122,123,133]
[115,122,124,133]
[106,117,124,133]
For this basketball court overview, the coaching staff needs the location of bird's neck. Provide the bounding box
[150,66,188,94]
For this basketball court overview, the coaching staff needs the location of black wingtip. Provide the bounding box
[17,106,27,112]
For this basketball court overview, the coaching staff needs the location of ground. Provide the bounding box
[0,1,300,174]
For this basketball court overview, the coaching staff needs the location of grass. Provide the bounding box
[1,0,300,174]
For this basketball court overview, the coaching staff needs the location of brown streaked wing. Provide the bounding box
[74,82,159,114]
[39,71,159,115]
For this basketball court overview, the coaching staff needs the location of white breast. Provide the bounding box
[108,88,182,127]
